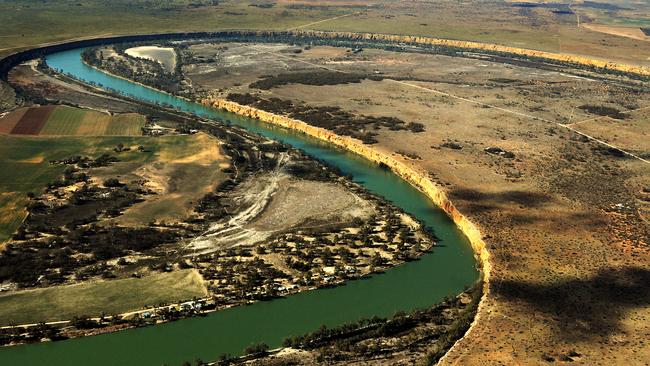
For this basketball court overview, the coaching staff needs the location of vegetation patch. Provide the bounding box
[39,106,89,135]
[0,193,27,244]
[227,93,424,144]
[0,270,206,325]
[83,46,183,94]
[1,106,146,136]
[249,71,383,90]
[579,104,628,119]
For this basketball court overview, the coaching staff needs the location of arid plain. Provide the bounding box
[186,39,650,364]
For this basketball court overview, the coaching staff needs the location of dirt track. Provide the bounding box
[189,152,374,254]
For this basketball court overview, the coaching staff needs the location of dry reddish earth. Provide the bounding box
[10,105,54,135]
[0,106,26,134]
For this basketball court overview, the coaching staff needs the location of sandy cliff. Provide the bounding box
[228,29,650,78]
[202,96,491,358]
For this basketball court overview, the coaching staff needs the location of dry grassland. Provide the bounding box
[188,42,650,365]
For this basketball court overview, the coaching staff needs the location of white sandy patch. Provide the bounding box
[125,46,177,71]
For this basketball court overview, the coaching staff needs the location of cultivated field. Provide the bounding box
[0,269,207,324]
[8,105,54,135]
[0,105,145,136]
[0,0,350,58]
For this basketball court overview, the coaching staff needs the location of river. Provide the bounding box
[0,47,478,365]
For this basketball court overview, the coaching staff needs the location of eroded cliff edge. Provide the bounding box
[201,96,492,362]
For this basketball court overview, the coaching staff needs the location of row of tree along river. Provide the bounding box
[0,48,478,365]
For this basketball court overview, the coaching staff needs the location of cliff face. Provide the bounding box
[226,29,650,78]
[202,96,491,301]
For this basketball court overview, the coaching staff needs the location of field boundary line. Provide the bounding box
[565,105,650,127]
[286,12,359,31]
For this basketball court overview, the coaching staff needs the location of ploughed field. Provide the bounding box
[0,105,145,136]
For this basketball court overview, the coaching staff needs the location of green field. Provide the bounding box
[0,269,207,324]
[104,113,145,136]
[0,135,148,241]
[39,106,88,135]
[0,0,347,58]
[37,106,145,136]
[108,132,229,226]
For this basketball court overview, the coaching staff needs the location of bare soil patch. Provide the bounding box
[10,105,54,135]
[582,23,650,41]
[0,107,27,134]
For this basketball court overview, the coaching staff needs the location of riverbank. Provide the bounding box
[4,27,650,83]
[2,47,484,365]
[0,103,440,347]
[201,96,491,362]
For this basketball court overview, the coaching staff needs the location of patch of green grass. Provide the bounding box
[0,269,207,324]
[111,133,229,225]
[39,106,86,135]
[105,113,145,136]
[0,193,27,243]
[0,133,227,240]
[39,106,144,136]
[0,135,85,193]
[0,135,151,240]
[0,0,345,57]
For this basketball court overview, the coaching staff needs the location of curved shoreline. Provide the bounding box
[2,29,649,81]
[201,97,491,363]
[0,46,482,362]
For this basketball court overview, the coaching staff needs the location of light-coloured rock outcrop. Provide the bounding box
[224,29,650,77]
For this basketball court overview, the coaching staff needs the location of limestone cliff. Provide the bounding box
[224,29,650,78]
[202,96,491,317]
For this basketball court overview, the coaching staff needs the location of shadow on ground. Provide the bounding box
[493,267,650,342]
[450,189,553,208]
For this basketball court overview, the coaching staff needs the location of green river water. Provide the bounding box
[0,48,478,365]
